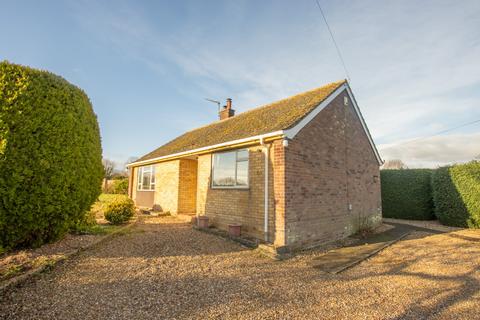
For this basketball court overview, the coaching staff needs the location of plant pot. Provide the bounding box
[197,216,209,228]
[228,224,242,237]
[191,216,198,225]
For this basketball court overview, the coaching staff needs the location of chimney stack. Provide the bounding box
[219,98,235,120]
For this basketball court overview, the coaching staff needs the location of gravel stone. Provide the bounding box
[1,216,479,319]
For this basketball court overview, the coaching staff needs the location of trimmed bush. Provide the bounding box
[104,197,135,225]
[381,169,435,220]
[432,161,480,228]
[0,61,103,248]
[113,178,128,194]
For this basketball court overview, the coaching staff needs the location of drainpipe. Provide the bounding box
[260,137,270,242]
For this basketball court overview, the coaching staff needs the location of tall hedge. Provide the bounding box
[0,61,103,248]
[432,161,480,228]
[381,169,435,220]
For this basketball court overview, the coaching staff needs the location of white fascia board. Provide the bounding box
[126,130,285,168]
[283,82,383,166]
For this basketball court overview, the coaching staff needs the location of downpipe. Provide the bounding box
[260,138,271,242]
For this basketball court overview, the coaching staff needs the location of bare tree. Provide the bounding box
[382,159,408,170]
[102,158,115,191]
[123,156,139,177]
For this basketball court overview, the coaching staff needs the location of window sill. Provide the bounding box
[211,186,250,190]
[137,189,155,192]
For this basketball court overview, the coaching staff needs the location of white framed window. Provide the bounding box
[137,165,156,191]
[212,149,249,188]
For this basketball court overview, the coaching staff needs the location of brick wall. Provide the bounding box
[154,161,180,213]
[129,88,380,249]
[284,89,381,248]
[272,140,287,247]
[196,145,276,241]
[131,159,198,214]
[178,159,197,213]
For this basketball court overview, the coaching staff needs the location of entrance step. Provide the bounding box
[176,213,196,223]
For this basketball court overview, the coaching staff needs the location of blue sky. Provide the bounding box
[1,0,479,168]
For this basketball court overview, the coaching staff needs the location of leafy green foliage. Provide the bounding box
[112,178,128,194]
[432,161,480,228]
[381,169,435,220]
[104,197,135,225]
[0,61,103,248]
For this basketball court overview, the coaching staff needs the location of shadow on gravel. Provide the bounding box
[340,229,480,319]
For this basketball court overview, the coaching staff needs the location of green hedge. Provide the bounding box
[381,169,435,220]
[432,161,480,228]
[0,61,103,248]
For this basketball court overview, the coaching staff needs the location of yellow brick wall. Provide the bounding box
[131,159,198,214]
[154,161,180,213]
[177,159,197,213]
[196,146,277,241]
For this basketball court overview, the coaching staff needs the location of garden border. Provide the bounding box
[0,220,136,294]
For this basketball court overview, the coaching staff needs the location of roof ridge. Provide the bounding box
[181,79,346,135]
[134,79,348,163]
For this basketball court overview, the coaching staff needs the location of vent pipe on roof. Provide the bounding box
[219,98,235,120]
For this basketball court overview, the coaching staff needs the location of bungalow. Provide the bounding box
[126,80,383,251]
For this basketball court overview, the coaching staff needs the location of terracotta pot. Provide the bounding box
[197,216,209,228]
[228,224,242,237]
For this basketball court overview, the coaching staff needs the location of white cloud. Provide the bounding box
[379,132,480,168]
[71,0,480,166]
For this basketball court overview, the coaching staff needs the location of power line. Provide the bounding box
[314,0,351,82]
[380,118,480,150]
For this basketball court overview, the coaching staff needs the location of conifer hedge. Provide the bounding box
[0,61,103,248]
[432,161,480,228]
[380,169,435,220]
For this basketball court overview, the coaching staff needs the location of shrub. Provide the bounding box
[432,161,480,228]
[0,61,103,248]
[381,169,435,220]
[72,207,97,230]
[104,197,135,225]
[112,178,128,194]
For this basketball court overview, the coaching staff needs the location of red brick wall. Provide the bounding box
[284,89,381,248]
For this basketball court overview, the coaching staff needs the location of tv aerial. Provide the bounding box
[204,98,221,112]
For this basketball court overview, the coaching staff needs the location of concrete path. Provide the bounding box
[311,223,425,273]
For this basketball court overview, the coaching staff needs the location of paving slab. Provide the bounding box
[311,224,411,274]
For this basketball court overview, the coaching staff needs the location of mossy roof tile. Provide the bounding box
[137,80,346,162]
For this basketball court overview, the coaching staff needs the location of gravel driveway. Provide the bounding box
[1,216,479,320]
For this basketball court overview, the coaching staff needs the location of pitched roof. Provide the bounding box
[136,80,346,163]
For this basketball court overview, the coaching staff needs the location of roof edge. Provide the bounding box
[126,130,285,168]
[283,81,383,165]
[345,83,383,165]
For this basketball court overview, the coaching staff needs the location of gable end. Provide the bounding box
[283,83,383,165]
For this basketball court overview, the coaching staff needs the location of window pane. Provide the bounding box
[137,167,142,189]
[237,149,248,161]
[142,170,151,190]
[213,152,236,186]
[236,160,248,186]
[150,166,156,184]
